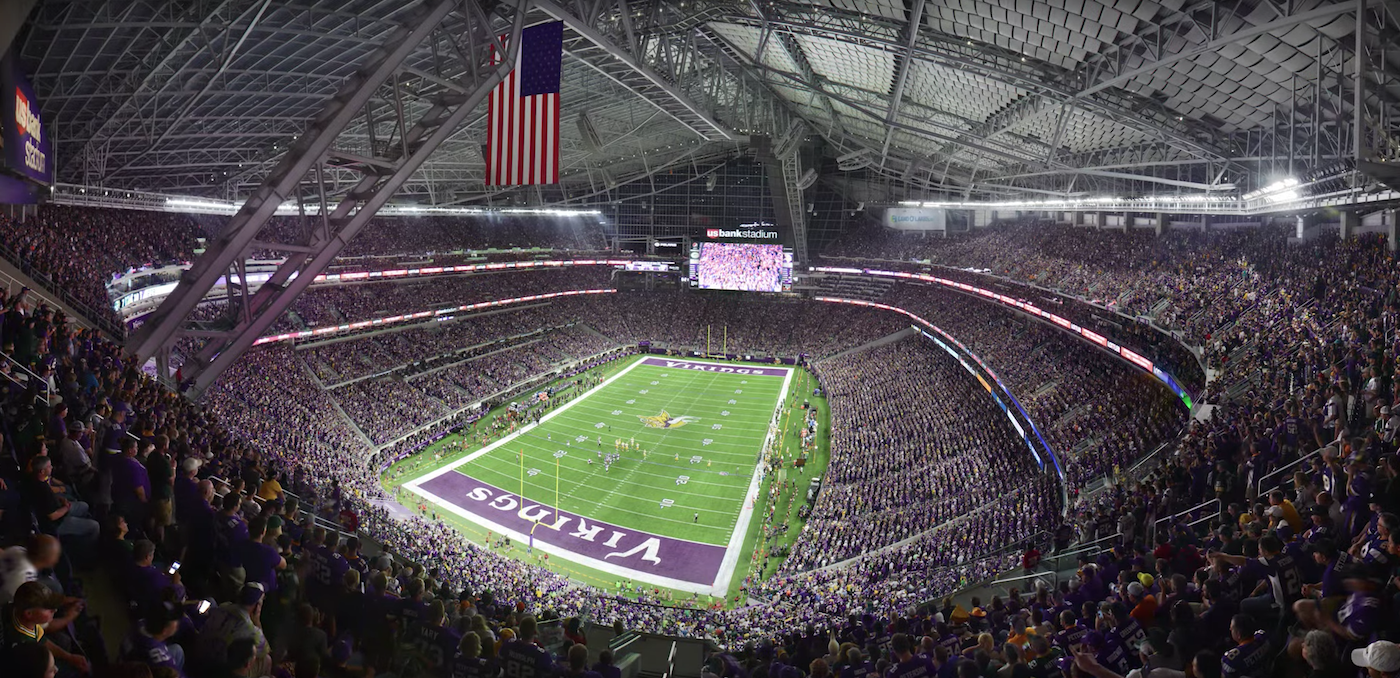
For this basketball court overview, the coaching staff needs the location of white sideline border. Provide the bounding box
[402,355,794,596]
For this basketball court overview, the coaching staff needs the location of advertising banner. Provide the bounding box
[1,48,52,186]
[884,207,947,232]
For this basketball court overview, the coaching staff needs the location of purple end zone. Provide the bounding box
[640,357,789,377]
[418,472,727,586]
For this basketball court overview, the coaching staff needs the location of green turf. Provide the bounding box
[455,360,788,545]
[383,354,831,606]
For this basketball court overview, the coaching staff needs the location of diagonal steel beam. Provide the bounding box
[534,0,734,140]
[878,0,925,168]
[129,0,468,364]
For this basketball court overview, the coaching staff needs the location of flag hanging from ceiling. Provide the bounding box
[486,21,563,186]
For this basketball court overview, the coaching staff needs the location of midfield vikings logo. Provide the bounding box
[638,411,699,429]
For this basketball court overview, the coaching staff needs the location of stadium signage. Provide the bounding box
[705,224,779,239]
[416,471,727,585]
[884,207,946,231]
[1,49,52,185]
[642,357,788,377]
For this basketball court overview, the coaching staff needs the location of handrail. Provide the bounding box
[1256,446,1325,497]
[2,351,50,406]
[1061,531,1122,559]
[1153,497,1221,531]
[1152,498,1220,544]
[989,570,1059,590]
[0,243,126,339]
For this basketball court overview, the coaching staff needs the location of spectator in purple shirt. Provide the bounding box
[128,539,184,618]
[238,516,285,595]
[109,437,150,525]
[215,491,250,572]
[120,601,186,677]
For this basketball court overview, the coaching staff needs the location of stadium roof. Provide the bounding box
[15,0,1398,203]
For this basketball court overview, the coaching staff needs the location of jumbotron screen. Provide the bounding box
[688,242,793,292]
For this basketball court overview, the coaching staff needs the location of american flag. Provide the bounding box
[486,21,563,186]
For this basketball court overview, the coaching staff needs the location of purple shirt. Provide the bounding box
[239,540,282,594]
[110,456,152,507]
[215,513,249,566]
[122,630,185,677]
[1337,591,1381,640]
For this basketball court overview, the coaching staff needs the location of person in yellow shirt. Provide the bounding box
[1268,489,1304,533]
[256,474,284,503]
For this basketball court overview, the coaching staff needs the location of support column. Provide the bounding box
[1297,215,1307,239]
[1155,213,1167,236]
[1123,214,1134,231]
[1387,209,1398,252]
[1383,207,1394,253]
[1201,214,1212,231]
[1071,211,1084,227]
[1340,210,1357,239]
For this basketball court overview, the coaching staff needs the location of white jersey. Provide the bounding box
[0,546,38,605]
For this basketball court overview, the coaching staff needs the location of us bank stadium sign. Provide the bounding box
[2,50,52,185]
[706,222,778,239]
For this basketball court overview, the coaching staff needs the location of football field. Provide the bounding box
[403,355,793,594]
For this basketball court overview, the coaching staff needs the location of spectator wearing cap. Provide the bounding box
[1353,641,1400,678]
[1303,506,1334,544]
[2,582,86,675]
[193,583,269,677]
[52,422,93,493]
[1126,582,1157,628]
[1299,540,1349,617]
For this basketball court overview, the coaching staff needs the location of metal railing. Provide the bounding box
[1152,498,1221,538]
[2,351,51,406]
[0,243,126,339]
[988,569,1059,591]
[1048,532,1122,572]
[1256,446,1326,498]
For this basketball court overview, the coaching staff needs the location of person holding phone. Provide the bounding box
[128,540,185,618]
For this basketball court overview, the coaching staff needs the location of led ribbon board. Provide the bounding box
[812,267,1194,408]
[815,296,1062,480]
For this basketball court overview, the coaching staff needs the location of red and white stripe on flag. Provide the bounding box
[486,41,561,186]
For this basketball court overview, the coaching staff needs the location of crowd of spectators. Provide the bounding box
[0,206,203,326]
[273,267,614,334]
[7,204,1400,678]
[881,284,1189,490]
[787,338,1054,570]
[210,214,609,260]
